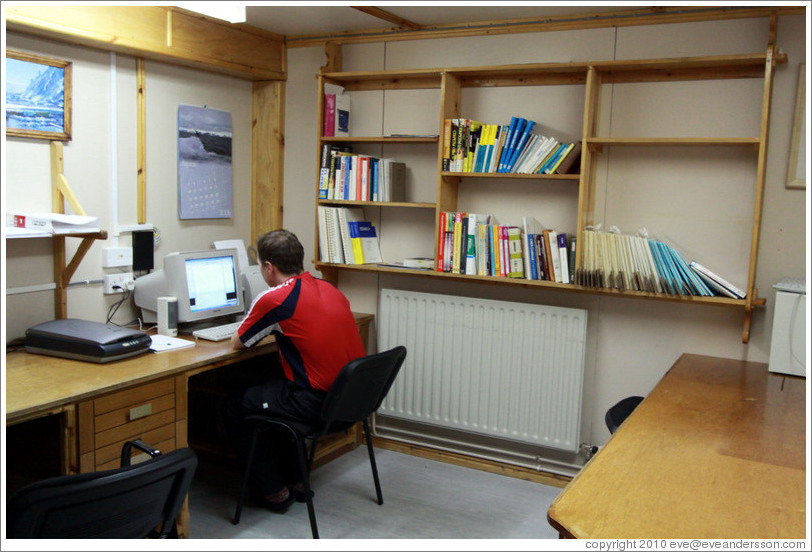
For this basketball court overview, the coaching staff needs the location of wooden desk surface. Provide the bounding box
[5,335,276,425]
[6,312,374,425]
[547,353,807,539]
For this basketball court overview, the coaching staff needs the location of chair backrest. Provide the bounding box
[605,395,645,434]
[6,447,197,538]
[321,345,407,428]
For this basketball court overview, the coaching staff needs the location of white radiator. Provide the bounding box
[378,289,587,452]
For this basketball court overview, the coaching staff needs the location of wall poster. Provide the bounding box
[178,104,233,219]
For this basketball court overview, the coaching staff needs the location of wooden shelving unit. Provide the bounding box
[6,142,108,319]
[314,49,784,343]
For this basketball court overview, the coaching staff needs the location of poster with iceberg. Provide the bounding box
[177,104,233,220]
[5,50,72,141]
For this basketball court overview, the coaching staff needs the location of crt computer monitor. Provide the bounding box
[134,248,245,325]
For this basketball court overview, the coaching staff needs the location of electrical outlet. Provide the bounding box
[104,272,134,294]
[102,246,133,268]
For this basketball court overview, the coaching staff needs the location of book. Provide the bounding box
[689,261,746,298]
[348,221,366,264]
[442,119,453,172]
[318,143,333,199]
[557,233,570,284]
[436,211,448,271]
[507,226,525,278]
[323,93,336,137]
[337,207,365,264]
[499,117,526,172]
[544,230,561,282]
[403,257,434,269]
[452,212,464,273]
[383,160,406,202]
[554,141,582,175]
[317,206,330,262]
[334,93,351,136]
[505,119,535,172]
[322,207,344,263]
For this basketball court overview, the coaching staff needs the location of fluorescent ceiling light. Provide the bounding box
[179,3,246,24]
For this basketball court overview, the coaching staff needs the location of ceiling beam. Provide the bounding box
[288,5,804,48]
[5,5,286,81]
[351,6,421,30]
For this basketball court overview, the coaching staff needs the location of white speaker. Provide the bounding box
[157,296,178,337]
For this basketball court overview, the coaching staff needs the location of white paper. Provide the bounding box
[149,334,195,352]
[214,239,250,273]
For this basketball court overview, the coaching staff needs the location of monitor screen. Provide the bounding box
[134,248,245,325]
[185,255,239,314]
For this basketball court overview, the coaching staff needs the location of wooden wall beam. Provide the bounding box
[6,5,286,81]
[286,5,804,48]
[252,81,286,242]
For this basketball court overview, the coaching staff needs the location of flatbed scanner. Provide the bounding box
[25,319,151,363]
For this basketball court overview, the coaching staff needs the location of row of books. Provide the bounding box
[435,212,575,283]
[317,206,382,265]
[441,117,581,175]
[577,229,746,298]
[322,91,350,137]
[317,144,406,202]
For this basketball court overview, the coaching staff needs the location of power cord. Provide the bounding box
[106,285,132,324]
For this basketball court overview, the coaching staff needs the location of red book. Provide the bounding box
[436,211,447,271]
[323,94,336,137]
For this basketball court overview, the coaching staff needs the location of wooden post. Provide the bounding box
[137,57,147,224]
[251,81,285,242]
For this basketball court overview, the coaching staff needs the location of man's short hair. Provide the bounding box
[256,229,304,275]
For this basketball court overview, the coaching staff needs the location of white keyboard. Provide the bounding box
[192,321,241,342]
[773,278,806,294]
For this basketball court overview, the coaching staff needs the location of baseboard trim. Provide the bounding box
[371,435,572,489]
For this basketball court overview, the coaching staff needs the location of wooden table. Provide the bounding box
[5,313,373,536]
[547,353,806,539]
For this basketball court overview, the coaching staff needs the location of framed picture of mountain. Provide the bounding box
[5,50,72,141]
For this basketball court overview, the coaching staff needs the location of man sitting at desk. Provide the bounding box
[225,229,365,512]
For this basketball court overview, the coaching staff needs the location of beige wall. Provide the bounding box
[283,15,807,448]
[4,32,254,339]
[3,15,807,454]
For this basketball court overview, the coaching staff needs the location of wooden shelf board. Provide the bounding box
[322,52,784,90]
[587,137,760,150]
[316,263,754,308]
[318,199,436,209]
[321,136,438,143]
[442,171,580,181]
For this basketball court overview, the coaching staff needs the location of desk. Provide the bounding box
[5,312,373,536]
[547,353,806,539]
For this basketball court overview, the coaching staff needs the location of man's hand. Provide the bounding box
[231,332,244,350]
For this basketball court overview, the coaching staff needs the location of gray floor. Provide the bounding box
[188,446,563,540]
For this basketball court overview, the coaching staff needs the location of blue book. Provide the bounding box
[648,239,673,294]
[500,117,527,172]
[506,120,535,172]
[539,142,568,174]
[497,117,520,172]
[526,233,538,280]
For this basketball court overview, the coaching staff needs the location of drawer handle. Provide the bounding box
[129,403,153,421]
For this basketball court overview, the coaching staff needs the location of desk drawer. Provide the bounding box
[79,378,178,472]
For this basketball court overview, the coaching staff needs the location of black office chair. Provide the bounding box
[233,345,407,538]
[605,395,644,434]
[7,439,197,538]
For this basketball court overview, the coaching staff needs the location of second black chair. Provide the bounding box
[7,439,197,538]
[605,395,644,434]
[233,345,407,538]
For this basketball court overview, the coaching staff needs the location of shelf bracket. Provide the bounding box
[50,141,107,318]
